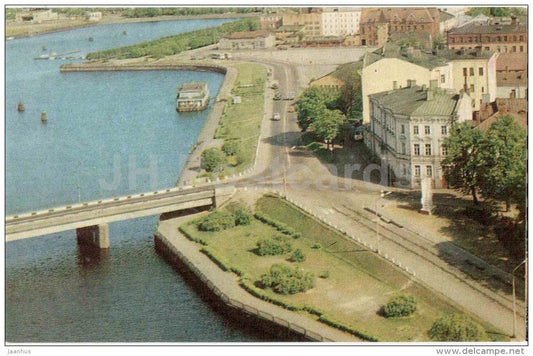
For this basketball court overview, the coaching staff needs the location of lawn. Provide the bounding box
[180,195,506,342]
[213,62,265,173]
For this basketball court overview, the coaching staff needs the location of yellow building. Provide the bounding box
[282,12,323,38]
[361,45,497,122]
[442,49,499,111]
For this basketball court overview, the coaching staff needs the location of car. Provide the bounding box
[288,106,295,113]
[272,113,281,121]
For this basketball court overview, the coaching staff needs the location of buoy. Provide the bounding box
[17,102,25,112]
[40,110,47,123]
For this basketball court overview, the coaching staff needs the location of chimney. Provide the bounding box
[426,89,434,101]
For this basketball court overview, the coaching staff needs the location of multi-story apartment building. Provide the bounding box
[219,31,276,50]
[359,7,442,47]
[447,16,527,53]
[366,83,472,188]
[321,7,361,36]
[282,11,323,38]
[260,14,282,30]
[361,45,497,122]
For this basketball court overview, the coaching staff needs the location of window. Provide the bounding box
[401,124,405,134]
[469,67,474,76]
[426,165,433,177]
[441,125,448,135]
[470,84,475,93]
[424,125,431,135]
[441,146,448,156]
[413,125,419,135]
[463,68,468,76]
[401,142,406,155]
[441,74,446,83]
[479,67,484,76]
[520,46,524,52]
[425,144,432,156]
[482,86,485,93]
[414,144,420,156]
[513,46,517,52]
[414,165,421,177]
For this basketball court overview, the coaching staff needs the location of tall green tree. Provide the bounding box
[295,86,344,132]
[441,122,486,204]
[309,107,346,150]
[479,115,526,211]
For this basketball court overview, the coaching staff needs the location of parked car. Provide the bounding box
[272,113,281,121]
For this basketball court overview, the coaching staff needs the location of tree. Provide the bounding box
[429,314,487,341]
[201,147,226,173]
[309,107,346,150]
[441,122,486,204]
[479,115,526,211]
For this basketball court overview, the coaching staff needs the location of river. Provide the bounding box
[5,18,273,343]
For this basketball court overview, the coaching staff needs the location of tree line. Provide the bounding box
[85,18,259,60]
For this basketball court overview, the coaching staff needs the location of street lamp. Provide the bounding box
[374,190,391,254]
[512,258,526,338]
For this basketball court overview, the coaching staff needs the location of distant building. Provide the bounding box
[282,11,323,38]
[275,25,304,43]
[447,16,527,53]
[321,7,362,36]
[366,83,472,189]
[219,30,275,50]
[260,14,282,30]
[87,11,102,22]
[16,9,58,23]
[359,7,443,47]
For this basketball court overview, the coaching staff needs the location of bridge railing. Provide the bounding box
[5,185,213,222]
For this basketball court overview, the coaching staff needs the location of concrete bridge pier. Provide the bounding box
[76,224,110,249]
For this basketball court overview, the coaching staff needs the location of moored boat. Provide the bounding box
[176,82,209,112]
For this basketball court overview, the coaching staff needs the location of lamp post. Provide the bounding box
[374,190,391,254]
[512,258,526,338]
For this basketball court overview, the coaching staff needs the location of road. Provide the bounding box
[228,50,526,340]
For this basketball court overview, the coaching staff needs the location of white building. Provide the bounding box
[321,7,362,36]
[366,82,472,189]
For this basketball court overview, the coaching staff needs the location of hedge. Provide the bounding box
[318,315,379,342]
[254,211,301,238]
[179,225,208,246]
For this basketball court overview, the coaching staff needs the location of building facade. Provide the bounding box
[361,45,498,122]
[321,8,361,36]
[282,12,323,38]
[366,84,472,189]
[359,7,442,47]
[219,31,276,50]
[447,17,527,54]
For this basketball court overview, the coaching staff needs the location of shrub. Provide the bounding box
[382,294,417,318]
[320,270,330,279]
[222,139,242,156]
[201,147,226,173]
[260,263,314,295]
[198,210,236,232]
[312,243,322,249]
[429,314,487,341]
[234,208,252,226]
[256,235,293,256]
[288,248,306,263]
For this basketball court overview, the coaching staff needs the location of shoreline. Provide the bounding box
[6,12,254,39]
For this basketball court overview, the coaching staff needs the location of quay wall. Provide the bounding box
[59,62,228,74]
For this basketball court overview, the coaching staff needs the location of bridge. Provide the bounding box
[5,185,235,248]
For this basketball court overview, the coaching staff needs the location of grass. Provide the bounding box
[213,62,265,173]
[180,195,506,342]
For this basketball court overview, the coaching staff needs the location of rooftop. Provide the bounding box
[449,21,527,35]
[497,71,527,86]
[222,30,272,40]
[496,53,528,71]
[361,7,440,24]
[369,85,462,117]
[476,112,527,132]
